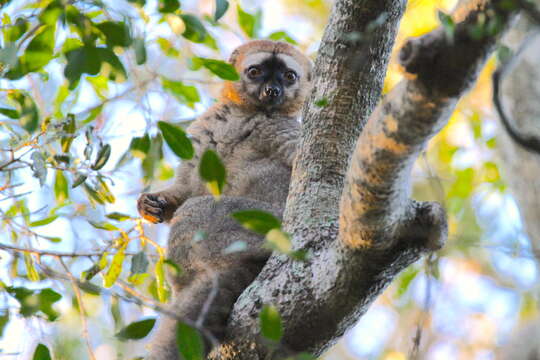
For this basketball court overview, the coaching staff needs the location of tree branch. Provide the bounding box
[214,1,519,359]
[341,0,515,249]
[492,31,540,154]
[284,0,407,237]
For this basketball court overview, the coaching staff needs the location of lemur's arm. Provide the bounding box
[256,118,300,167]
[137,161,193,223]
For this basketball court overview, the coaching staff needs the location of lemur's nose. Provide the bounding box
[264,85,281,98]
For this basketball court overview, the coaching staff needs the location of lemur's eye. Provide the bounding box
[284,70,297,82]
[247,66,262,79]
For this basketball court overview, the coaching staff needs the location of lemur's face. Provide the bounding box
[239,52,307,111]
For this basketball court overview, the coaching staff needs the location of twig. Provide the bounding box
[0,191,32,201]
[37,262,219,347]
[0,243,143,258]
[117,280,160,308]
[408,255,436,360]
[58,257,97,360]
[73,75,158,118]
[492,31,540,154]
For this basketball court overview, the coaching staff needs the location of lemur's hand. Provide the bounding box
[137,193,168,223]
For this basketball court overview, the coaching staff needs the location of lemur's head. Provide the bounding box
[221,40,313,115]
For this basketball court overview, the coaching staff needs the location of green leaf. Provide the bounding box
[4,18,29,42]
[314,98,328,107]
[0,107,19,119]
[164,259,182,276]
[29,215,58,227]
[268,31,297,45]
[158,121,194,160]
[131,251,149,274]
[115,318,156,340]
[96,176,115,203]
[130,133,151,158]
[24,253,40,282]
[156,37,180,57]
[193,231,206,242]
[60,114,76,152]
[53,154,70,165]
[202,33,218,50]
[6,24,57,79]
[64,46,127,89]
[223,240,247,254]
[496,45,512,64]
[97,177,117,201]
[104,250,125,288]
[155,259,169,302]
[64,46,101,88]
[65,5,98,45]
[91,143,111,170]
[237,5,261,38]
[39,0,63,25]
[32,343,52,360]
[176,322,205,360]
[41,235,62,243]
[448,167,475,199]
[84,183,105,205]
[96,47,127,82]
[6,286,61,321]
[30,151,47,186]
[232,210,281,235]
[0,312,9,338]
[106,212,133,221]
[79,281,102,295]
[265,228,292,254]
[289,249,309,261]
[133,37,147,65]
[142,134,164,182]
[82,263,102,281]
[54,171,69,203]
[96,21,132,48]
[195,58,239,81]
[214,0,229,21]
[260,305,283,342]
[159,0,180,13]
[5,90,40,133]
[438,10,455,41]
[395,266,419,298]
[62,38,84,53]
[128,272,149,285]
[72,173,87,188]
[128,0,146,6]
[110,296,122,329]
[292,353,317,360]
[199,149,226,198]
[161,78,200,108]
[38,288,61,321]
[88,221,119,231]
[180,14,207,43]
[468,22,485,41]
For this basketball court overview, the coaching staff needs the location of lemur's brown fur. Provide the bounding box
[138,40,312,359]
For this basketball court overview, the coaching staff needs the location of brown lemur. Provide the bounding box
[137,40,313,359]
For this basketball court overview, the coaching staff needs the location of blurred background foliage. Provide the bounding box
[0,0,536,359]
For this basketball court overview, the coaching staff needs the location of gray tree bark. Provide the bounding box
[494,6,540,359]
[496,11,540,255]
[208,1,520,359]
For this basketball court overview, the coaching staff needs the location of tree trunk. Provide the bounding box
[210,1,519,359]
[496,11,540,255]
